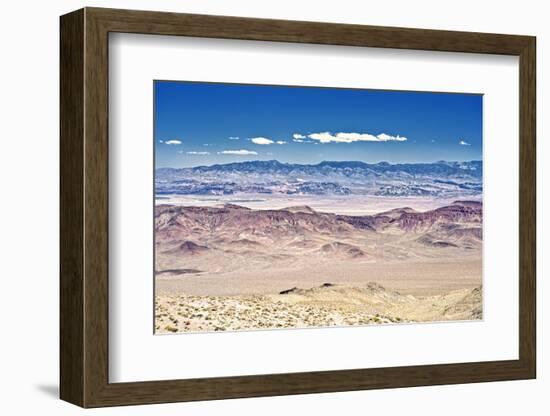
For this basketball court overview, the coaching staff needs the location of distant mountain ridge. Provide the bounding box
[156,160,482,198]
[158,159,482,177]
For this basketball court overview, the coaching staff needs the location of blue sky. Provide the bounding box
[154,81,482,168]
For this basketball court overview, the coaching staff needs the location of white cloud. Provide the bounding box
[164,139,182,145]
[376,133,407,142]
[276,140,287,145]
[308,132,340,143]
[292,134,307,142]
[218,149,258,155]
[186,151,210,155]
[228,136,240,140]
[158,140,164,143]
[251,137,274,145]
[307,132,407,144]
[459,140,471,146]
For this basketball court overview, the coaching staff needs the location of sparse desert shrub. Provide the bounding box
[164,325,178,333]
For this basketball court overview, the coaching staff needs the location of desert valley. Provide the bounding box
[154,160,483,333]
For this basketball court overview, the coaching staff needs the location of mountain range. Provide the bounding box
[156,160,482,198]
[155,200,482,277]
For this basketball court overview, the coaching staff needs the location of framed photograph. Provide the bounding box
[60,7,536,407]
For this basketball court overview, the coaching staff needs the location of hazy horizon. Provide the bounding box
[156,158,483,170]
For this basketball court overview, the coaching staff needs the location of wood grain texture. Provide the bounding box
[518,38,537,376]
[83,10,110,406]
[59,8,84,407]
[59,7,537,408]
[88,7,532,54]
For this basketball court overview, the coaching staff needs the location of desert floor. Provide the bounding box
[156,194,464,216]
[155,257,482,297]
[155,257,482,334]
[155,282,482,334]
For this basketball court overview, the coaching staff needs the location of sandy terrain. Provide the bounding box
[155,283,482,333]
[156,257,481,297]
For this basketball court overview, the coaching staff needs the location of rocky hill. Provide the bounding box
[155,201,482,275]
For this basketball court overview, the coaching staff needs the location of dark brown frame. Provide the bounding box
[60,7,536,408]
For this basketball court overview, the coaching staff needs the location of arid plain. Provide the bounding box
[155,197,482,333]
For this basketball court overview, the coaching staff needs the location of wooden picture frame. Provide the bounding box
[60,7,536,408]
